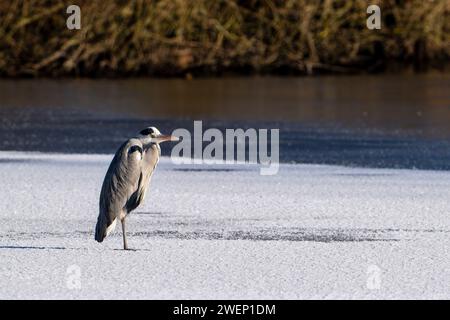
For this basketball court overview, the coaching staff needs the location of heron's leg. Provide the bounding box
[121,218,128,250]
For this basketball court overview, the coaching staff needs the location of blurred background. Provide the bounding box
[0,0,449,169]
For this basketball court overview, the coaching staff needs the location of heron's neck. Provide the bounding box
[141,138,161,154]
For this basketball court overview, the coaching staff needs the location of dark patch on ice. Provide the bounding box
[173,168,248,172]
[2,226,447,244]
[134,211,165,216]
[132,212,197,220]
[332,173,397,177]
[0,245,66,250]
[130,226,450,242]
[132,228,406,242]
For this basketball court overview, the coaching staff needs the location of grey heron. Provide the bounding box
[95,127,178,250]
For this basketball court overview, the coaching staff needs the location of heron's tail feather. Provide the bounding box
[95,214,117,242]
[94,218,106,242]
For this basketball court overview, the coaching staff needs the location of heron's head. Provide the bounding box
[139,126,179,144]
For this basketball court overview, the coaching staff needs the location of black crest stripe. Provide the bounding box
[140,128,154,135]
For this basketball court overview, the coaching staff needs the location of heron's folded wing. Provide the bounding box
[96,140,143,237]
[101,140,143,212]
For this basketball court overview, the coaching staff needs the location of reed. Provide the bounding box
[0,0,448,77]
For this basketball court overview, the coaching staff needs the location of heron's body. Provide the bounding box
[94,127,177,249]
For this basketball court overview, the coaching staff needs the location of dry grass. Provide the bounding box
[0,0,448,77]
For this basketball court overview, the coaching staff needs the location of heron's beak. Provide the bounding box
[154,134,179,143]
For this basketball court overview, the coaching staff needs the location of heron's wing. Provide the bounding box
[95,139,143,242]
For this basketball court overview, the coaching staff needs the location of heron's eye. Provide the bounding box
[140,128,154,136]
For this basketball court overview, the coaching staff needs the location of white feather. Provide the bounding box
[105,218,117,236]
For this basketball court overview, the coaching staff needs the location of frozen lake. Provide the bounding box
[0,151,448,299]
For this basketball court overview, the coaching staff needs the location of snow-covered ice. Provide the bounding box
[0,151,448,299]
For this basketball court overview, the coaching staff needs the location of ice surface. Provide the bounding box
[0,151,448,299]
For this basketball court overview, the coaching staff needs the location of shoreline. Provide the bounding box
[1,150,449,174]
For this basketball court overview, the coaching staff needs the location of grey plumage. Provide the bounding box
[94,127,178,249]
